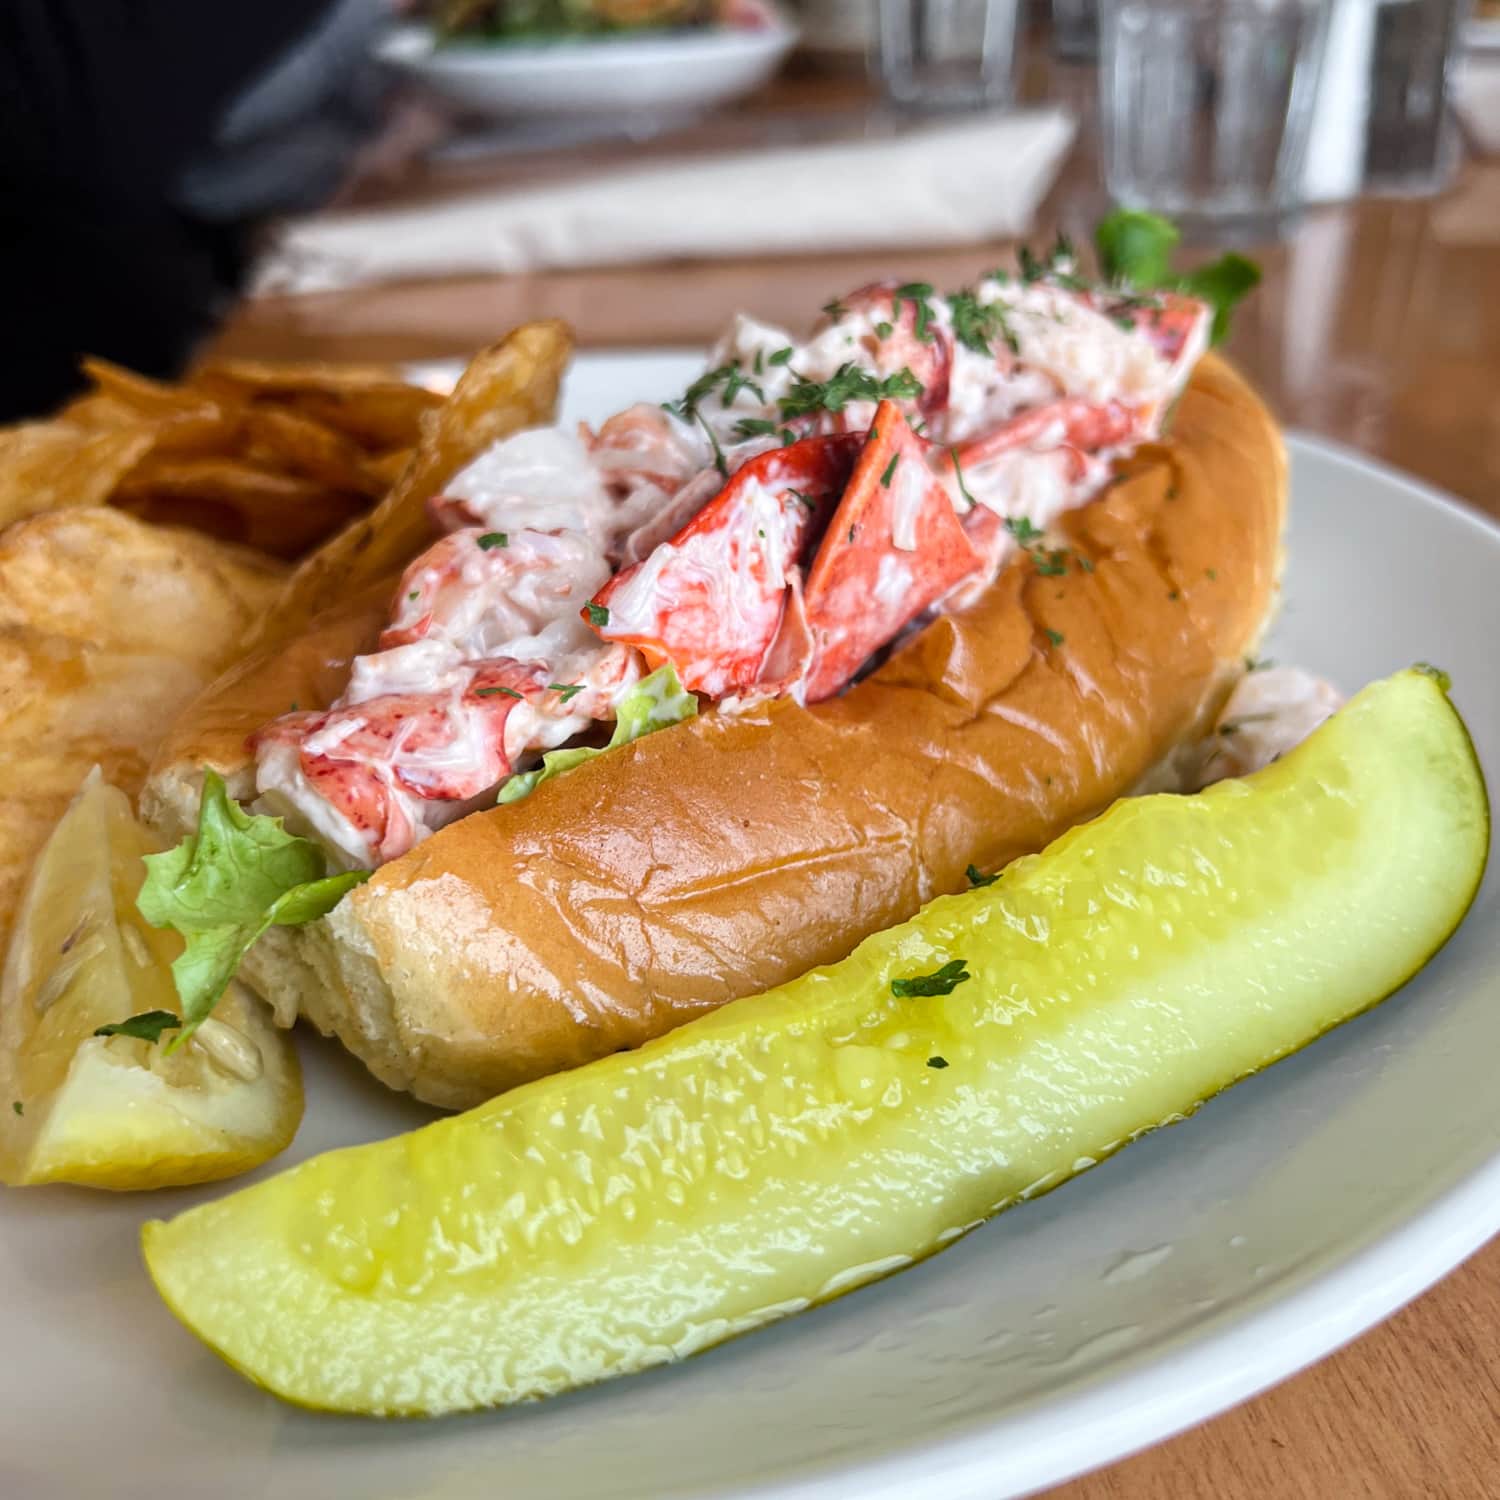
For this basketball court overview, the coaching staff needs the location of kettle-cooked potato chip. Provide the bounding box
[0,422,156,532]
[0,509,282,955]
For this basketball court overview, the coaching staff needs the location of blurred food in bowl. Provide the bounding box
[379,1,796,121]
[428,0,777,39]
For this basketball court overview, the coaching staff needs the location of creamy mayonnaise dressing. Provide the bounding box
[1194,667,1345,786]
[255,267,1212,867]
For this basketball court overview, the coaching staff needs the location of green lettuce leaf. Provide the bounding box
[498,664,697,804]
[1093,209,1261,346]
[136,771,368,1049]
[1094,210,1180,290]
[1175,253,1262,345]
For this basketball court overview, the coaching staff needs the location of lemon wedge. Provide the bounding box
[0,769,302,1189]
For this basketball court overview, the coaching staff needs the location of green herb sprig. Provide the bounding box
[891,959,971,998]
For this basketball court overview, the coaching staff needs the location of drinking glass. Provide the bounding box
[1099,0,1332,226]
[1303,0,1471,201]
[1363,0,1470,193]
[873,0,1023,109]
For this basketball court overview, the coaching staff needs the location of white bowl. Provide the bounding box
[376,21,798,120]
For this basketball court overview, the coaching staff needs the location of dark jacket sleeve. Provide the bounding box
[0,0,338,419]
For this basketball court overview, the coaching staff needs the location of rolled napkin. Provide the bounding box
[253,108,1075,295]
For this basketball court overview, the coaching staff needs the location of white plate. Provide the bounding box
[4,351,1498,1500]
[375,22,797,121]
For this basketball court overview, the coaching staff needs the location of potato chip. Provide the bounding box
[276,386,443,454]
[0,506,281,653]
[240,406,387,499]
[263,319,572,643]
[193,358,443,453]
[0,509,281,956]
[80,357,216,421]
[113,455,365,558]
[0,422,158,532]
[0,351,457,564]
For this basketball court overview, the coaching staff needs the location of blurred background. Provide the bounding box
[1,0,1497,502]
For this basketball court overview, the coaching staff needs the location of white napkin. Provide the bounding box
[253,109,1076,295]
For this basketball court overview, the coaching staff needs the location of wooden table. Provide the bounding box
[206,65,1500,1497]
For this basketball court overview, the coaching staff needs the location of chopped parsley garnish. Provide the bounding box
[821,298,848,321]
[693,409,729,478]
[949,448,977,508]
[94,1010,181,1044]
[1034,549,1070,577]
[11,1100,22,1116]
[476,685,524,700]
[1205,567,1217,580]
[880,452,901,487]
[1168,589,1181,600]
[408,590,419,601]
[777,363,924,421]
[734,416,798,444]
[1005,515,1042,542]
[753,349,764,375]
[926,1056,950,1070]
[787,488,816,510]
[585,602,610,628]
[768,346,794,366]
[1018,233,1084,288]
[477,532,508,550]
[1045,628,1065,646]
[893,282,937,343]
[875,320,894,339]
[891,959,971,998]
[548,683,584,702]
[965,863,997,888]
[948,290,1020,357]
[1245,655,1274,673]
[719,365,765,408]
[664,363,736,421]
[1079,556,1096,572]
[847,525,856,544]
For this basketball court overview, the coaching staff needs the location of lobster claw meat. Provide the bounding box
[800,401,982,703]
[946,397,1140,474]
[586,434,861,699]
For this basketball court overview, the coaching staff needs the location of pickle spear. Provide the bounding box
[143,668,1489,1416]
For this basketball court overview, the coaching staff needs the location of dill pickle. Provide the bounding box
[143,669,1489,1415]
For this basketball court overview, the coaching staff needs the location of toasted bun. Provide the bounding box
[144,354,1285,1108]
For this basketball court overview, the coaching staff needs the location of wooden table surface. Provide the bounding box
[206,62,1500,1497]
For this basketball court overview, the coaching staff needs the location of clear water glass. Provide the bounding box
[874,0,1023,109]
[1362,0,1470,193]
[1100,0,1331,225]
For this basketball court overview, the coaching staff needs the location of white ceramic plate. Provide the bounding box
[4,351,1498,1500]
[375,22,797,121]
